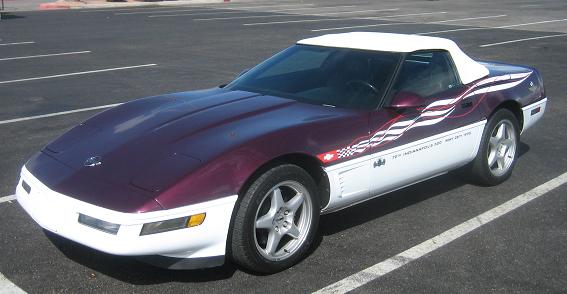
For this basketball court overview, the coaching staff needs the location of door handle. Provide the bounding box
[461,98,473,109]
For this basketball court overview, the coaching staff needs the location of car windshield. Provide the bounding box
[226,45,402,110]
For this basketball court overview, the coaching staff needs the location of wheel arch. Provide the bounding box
[490,100,524,131]
[237,153,330,210]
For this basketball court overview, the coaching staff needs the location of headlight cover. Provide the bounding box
[78,213,120,235]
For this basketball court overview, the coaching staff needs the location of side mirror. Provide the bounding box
[389,91,427,109]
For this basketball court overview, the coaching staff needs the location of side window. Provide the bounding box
[391,51,460,99]
[257,49,330,79]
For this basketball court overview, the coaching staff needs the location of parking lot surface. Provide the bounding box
[1,0,566,293]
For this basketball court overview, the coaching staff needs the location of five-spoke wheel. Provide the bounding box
[487,120,517,177]
[254,181,313,261]
[467,108,520,186]
[231,164,319,273]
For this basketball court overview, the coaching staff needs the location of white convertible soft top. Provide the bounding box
[297,32,489,84]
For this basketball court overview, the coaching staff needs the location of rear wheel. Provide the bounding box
[231,164,320,273]
[468,109,520,186]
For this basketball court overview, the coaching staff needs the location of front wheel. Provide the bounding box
[230,164,320,273]
[467,109,520,186]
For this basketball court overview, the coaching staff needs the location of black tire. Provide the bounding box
[467,108,520,186]
[230,164,320,274]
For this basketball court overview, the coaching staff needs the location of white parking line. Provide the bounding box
[311,22,409,32]
[80,5,215,13]
[314,172,567,294]
[148,5,355,18]
[0,51,91,62]
[0,64,156,85]
[479,33,567,47]
[520,4,542,8]
[194,8,396,21]
[0,41,35,46]
[244,17,371,26]
[0,195,16,203]
[0,103,122,125]
[495,18,567,28]
[199,3,317,10]
[116,8,234,15]
[0,272,25,294]
[429,14,507,24]
[378,11,448,19]
[81,3,315,13]
[310,14,503,32]
[420,18,567,35]
[245,11,442,26]
[418,27,484,35]
[117,3,317,15]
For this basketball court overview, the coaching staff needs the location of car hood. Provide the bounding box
[41,88,340,205]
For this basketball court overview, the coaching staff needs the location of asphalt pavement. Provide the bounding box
[1,0,566,293]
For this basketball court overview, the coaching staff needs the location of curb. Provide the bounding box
[37,0,237,10]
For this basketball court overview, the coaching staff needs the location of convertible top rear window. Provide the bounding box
[226,45,401,110]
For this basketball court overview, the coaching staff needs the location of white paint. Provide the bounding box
[0,51,91,62]
[521,98,547,133]
[16,166,238,258]
[0,195,16,203]
[194,8,397,21]
[117,3,318,15]
[311,22,408,32]
[243,9,401,26]
[315,171,567,293]
[298,32,489,84]
[519,4,542,8]
[311,15,506,32]
[81,3,315,13]
[479,34,567,47]
[368,122,483,201]
[377,11,447,18]
[147,5,355,18]
[495,18,567,28]
[429,14,507,23]
[0,64,157,85]
[0,273,25,294]
[322,121,486,213]
[0,103,122,125]
[419,27,485,35]
[0,41,35,46]
[420,18,567,35]
[244,17,374,26]
[117,8,229,15]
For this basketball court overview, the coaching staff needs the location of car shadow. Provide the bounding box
[319,172,466,236]
[44,231,238,284]
[44,142,530,283]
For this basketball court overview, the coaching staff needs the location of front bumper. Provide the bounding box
[16,166,237,268]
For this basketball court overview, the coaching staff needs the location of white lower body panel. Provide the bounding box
[521,98,547,133]
[322,121,486,213]
[16,166,237,262]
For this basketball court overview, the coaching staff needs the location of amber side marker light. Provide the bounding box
[140,213,206,236]
[187,213,206,227]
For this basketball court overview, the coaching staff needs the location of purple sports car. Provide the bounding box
[16,32,547,273]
